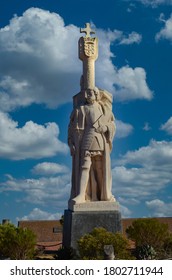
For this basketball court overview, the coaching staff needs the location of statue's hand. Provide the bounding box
[95,125,107,133]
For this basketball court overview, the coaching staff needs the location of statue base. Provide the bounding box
[62,201,122,252]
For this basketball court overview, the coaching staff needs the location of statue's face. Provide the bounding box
[86,89,96,104]
[94,90,100,101]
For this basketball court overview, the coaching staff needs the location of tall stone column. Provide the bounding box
[78,23,98,89]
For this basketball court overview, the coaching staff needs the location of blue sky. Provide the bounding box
[0,0,172,224]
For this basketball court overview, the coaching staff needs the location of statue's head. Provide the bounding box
[85,88,96,104]
[93,87,101,101]
[85,87,100,104]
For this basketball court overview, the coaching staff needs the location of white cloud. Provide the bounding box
[32,162,69,176]
[156,14,172,41]
[118,196,140,205]
[160,116,172,135]
[0,76,34,111]
[119,32,142,45]
[6,138,172,210]
[1,139,172,215]
[112,140,172,199]
[115,119,133,138]
[0,112,68,160]
[0,173,71,207]
[143,122,152,131]
[97,28,142,45]
[17,208,62,221]
[118,139,172,167]
[112,165,168,199]
[119,204,132,218]
[0,8,152,112]
[112,66,153,102]
[146,199,172,216]
[0,8,80,111]
[127,2,136,13]
[96,30,152,101]
[133,0,172,7]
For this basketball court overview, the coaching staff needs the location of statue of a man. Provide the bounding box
[68,87,116,204]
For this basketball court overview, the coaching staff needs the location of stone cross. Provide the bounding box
[79,23,98,89]
[80,23,95,38]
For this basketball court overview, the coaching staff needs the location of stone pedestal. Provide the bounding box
[62,201,122,251]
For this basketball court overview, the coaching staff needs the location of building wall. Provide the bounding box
[18,217,172,251]
[18,220,63,251]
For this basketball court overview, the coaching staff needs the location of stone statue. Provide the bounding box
[63,24,121,251]
[68,23,116,205]
[104,245,115,260]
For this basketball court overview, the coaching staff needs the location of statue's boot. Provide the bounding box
[72,167,89,203]
[72,194,85,204]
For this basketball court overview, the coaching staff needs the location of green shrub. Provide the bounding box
[78,227,134,260]
[0,223,36,260]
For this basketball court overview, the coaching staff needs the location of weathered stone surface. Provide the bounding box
[68,200,120,212]
[62,24,122,252]
[67,23,116,205]
[63,209,122,251]
[104,245,115,260]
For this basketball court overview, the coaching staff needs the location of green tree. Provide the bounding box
[0,223,36,259]
[160,234,172,259]
[126,218,170,259]
[78,227,133,260]
[135,244,157,260]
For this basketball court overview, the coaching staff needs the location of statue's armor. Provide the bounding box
[81,103,104,151]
